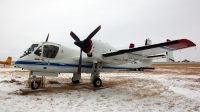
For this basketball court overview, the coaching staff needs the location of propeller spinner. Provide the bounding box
[70,25,101,74]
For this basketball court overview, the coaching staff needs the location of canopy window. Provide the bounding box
[43,45,59,58]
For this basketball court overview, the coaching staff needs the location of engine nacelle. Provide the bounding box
[86,40,117,62]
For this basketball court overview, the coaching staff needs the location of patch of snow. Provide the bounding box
[0,68,200,111]
[169,86,200,102]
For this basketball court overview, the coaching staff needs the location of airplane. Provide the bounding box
[0,57,12,67]
[14,25,196,89]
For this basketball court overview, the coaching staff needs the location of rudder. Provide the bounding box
[145,38,152,45]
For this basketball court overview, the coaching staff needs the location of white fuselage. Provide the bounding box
[15,40,152,73]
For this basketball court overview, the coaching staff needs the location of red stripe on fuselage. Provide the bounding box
[166,39,196,50]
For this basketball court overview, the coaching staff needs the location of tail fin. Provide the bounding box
[6,57,12,65]
[166,39,175,62]
[145,38,152,45]
[166,52,175,62]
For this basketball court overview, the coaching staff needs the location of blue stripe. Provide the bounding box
[15,61,132,70]
[160,46,175,51]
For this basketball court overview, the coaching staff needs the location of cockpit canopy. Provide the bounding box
[28,44,39,53]
[20,43,40,58]
[34,44,59,58]
[20,42,60,59]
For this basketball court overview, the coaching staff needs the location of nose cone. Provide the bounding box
[14,56,25,68]
[14,59,21,68]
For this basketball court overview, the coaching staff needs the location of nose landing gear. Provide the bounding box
[27,71,45,89]
[31,81,40,89]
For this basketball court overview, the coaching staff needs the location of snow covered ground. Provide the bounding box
[0,65,200,112]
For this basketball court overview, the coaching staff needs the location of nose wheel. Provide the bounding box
[31,81,40,89]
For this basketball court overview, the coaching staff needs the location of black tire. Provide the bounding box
[72,78,80,84]
[93,78,102,87]
[31,81,40,89]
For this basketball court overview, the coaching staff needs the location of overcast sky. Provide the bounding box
[0,0,199,62]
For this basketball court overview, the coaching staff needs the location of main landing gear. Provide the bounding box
[92,78,102,87]
[90,62,103,87]
[72,62,103,87]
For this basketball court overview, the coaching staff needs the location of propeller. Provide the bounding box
[70,25,101,74]
[45,33,49,42]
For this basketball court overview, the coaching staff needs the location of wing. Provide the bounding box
[102,39,196,60]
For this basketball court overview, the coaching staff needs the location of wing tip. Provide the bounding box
[178,39,196,47]
[166,39,196,50]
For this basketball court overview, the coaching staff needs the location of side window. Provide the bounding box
[43,45,59,58]
[34,46,42,56]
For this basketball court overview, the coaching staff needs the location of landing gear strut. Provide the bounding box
[72,73,81,84]
[71,62,104,87]
[91,62,103,87]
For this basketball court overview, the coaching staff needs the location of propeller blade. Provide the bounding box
[77,49,82,75]
[74,41,87,50]
[72,26,101,74]
[70,31,80,42]
[85,25,101,41]
[45,33,49,42]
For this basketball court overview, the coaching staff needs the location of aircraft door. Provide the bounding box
[42,44,59,72]
[32,46,44,71]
